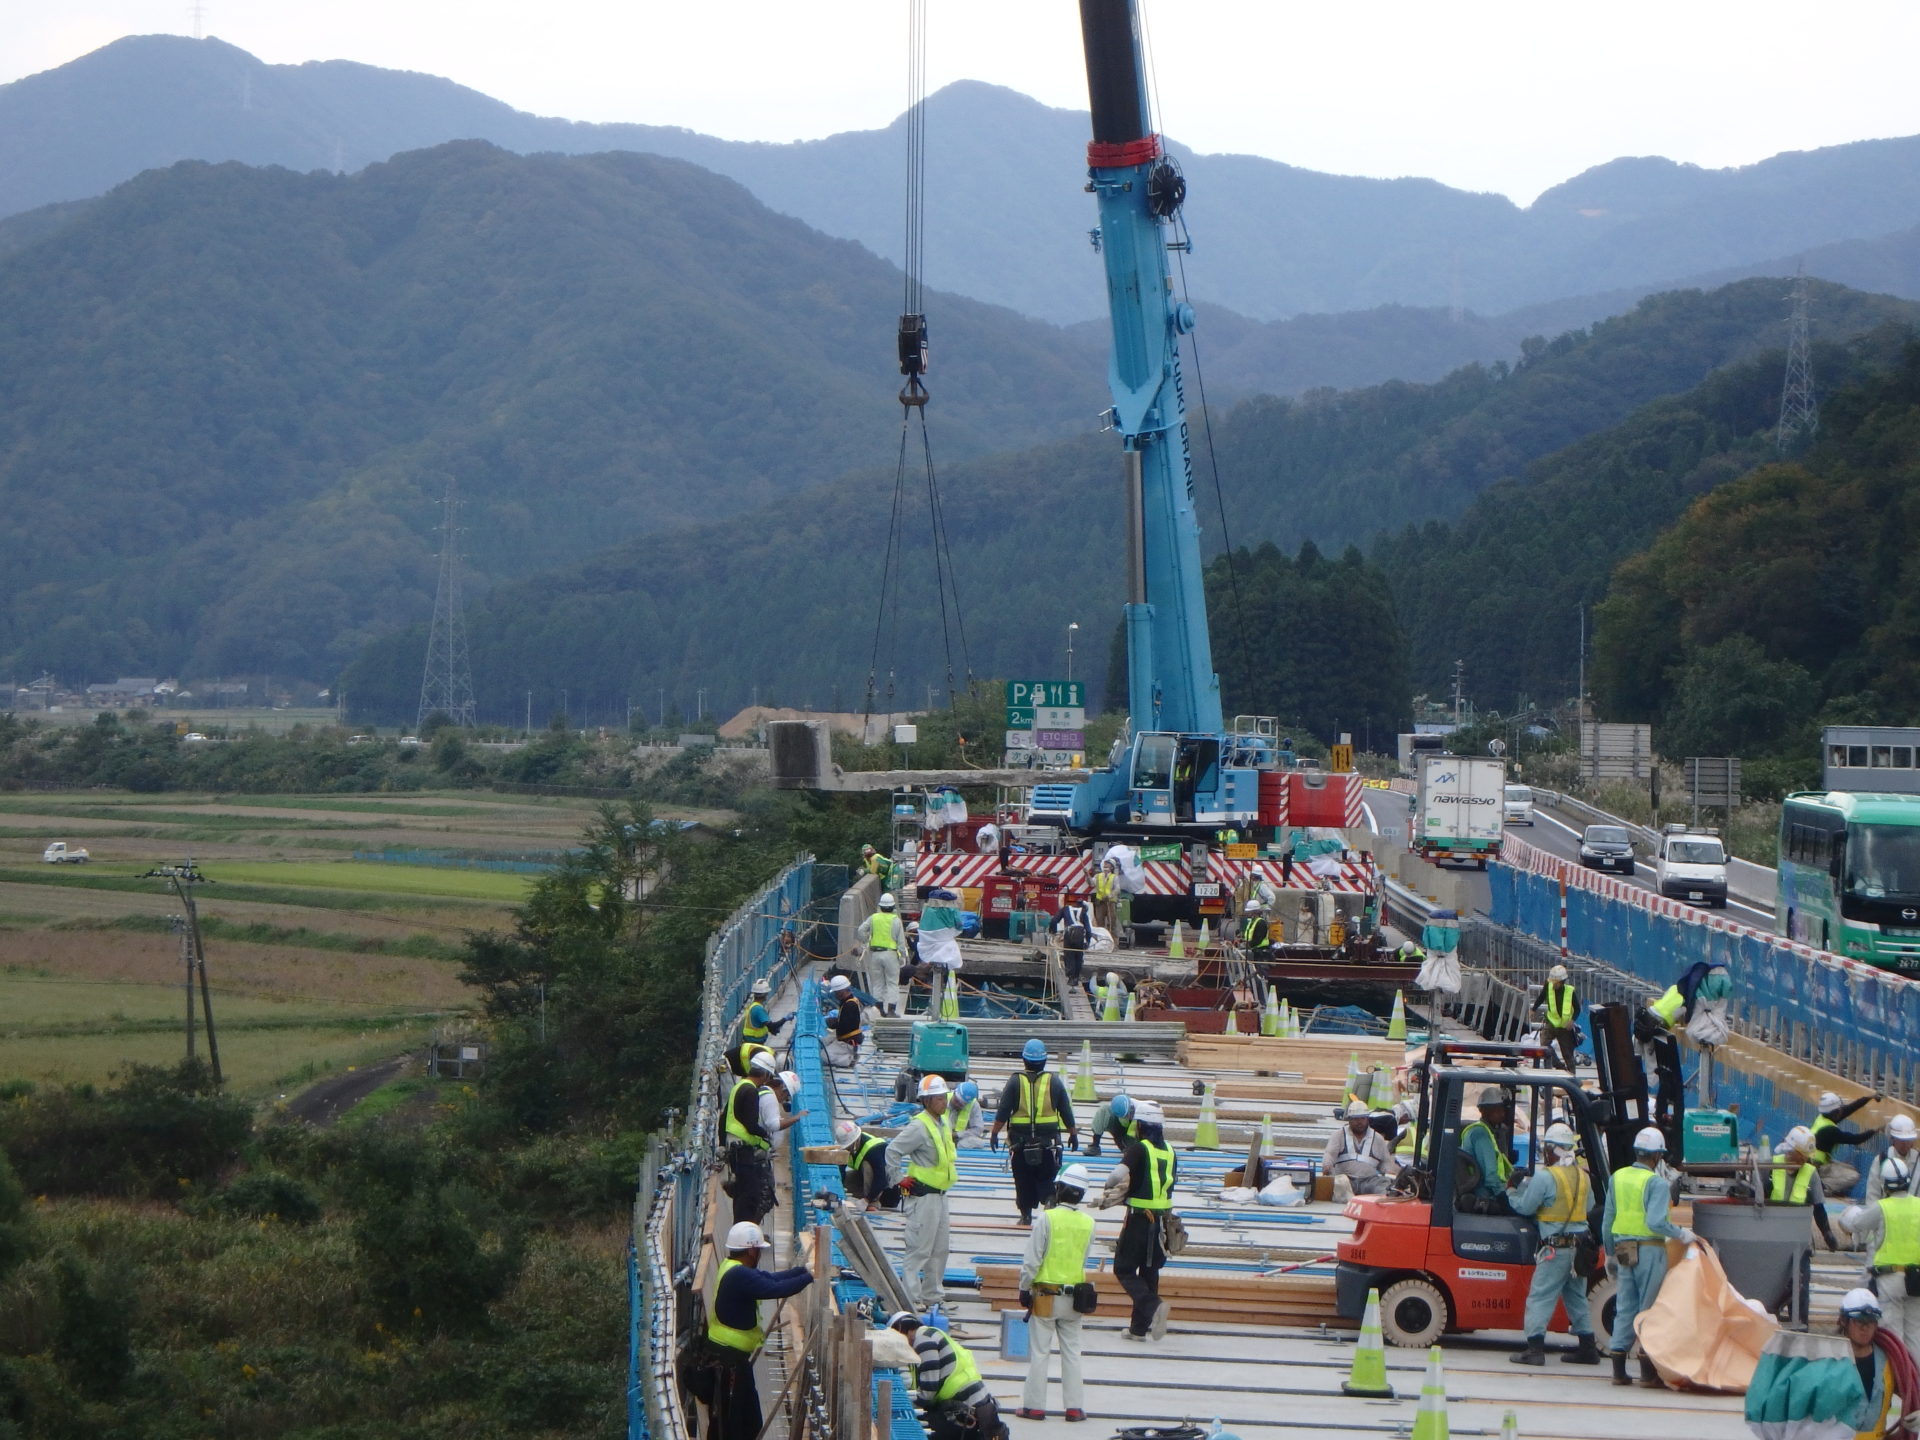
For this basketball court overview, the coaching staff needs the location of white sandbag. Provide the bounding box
[1103,843,1147,894]
[1687,995,1731,1047]
[1257,1175,1302,1206]
[918,927,963,971]
[1417,948,1462,995]
[1088,926,1115,953]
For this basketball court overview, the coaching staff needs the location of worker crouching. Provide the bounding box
[889,1310,1008,1440]
[1017,1163,1098,1421]
[1603,1127,1695,1388]
[1506,1121,1601,1366]
[1099,1098,1177,1341]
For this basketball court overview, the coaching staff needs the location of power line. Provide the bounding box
[418,477,477,729]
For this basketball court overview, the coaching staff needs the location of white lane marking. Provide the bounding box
[1361,800,1378,834]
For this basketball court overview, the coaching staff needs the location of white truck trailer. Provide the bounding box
[1412,754,1506,867]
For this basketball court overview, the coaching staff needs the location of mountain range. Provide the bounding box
[14,36,1920,327]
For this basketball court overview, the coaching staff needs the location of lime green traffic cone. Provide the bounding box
[1410,1346,1449,1440]
[1387,988,1408,1041]
[1198,918,1210,952]
[1102,973,1122,1023]
[1499,1411,1518,1440]
[940,976,960,1020]
[1225,1004,1239,1035]
[1073,1039,1097,1103]
[1260,1113,1273,1158]
[1169,920,1185,960]
[1344,1051,1363,1105]
[1261,988,1280,1036]
[1193,1082,1220,1150]
[1123,988,1138,1023]
[1341,1287,1395,1397]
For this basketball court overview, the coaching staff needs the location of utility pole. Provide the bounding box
[1777,265,1819,454]
[147,861,220,1084]
[525,690,532,736]
[417,477,477,729]
[1576,607,1587,725]
[658,688,665,728]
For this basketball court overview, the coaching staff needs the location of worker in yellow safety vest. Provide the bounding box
[1602,1127,1695,1389]
[1812,1089,1882,1197]
[857,893,903,960]
[1098,1098,1176,1341]
[888,1311,1007,1440]
[1505,1122,1600,1366]
[1458,1087,1515,1212]
[1017,1163,1097,1420]
[1839,1156,1920,1362]
[1771,1126,1840,1251]
[989,1038,1079,1225]
[1091,861,1119,938]
[695,1221,815,1440]
[723,1051,778,1225]
[886,1075,957,1310]
[1536,964,1580,1072]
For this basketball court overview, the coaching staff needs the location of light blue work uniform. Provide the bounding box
[1508,1162,1595,1340]
[1601,1164,1688,1354]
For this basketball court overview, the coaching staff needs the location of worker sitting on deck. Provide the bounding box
[1322,1099,1400,1196]
[1506,1121,1601,1367]
[1391,1100,1422,1161]
[1017,1163,1097,1422]
[1239,909,1272,957]
[949,1080,987,1147]
[1458,1087,1516,1214]
[1085,1094,1135,1158]
[888,1311,1008,1440]
[724,1052,780,1226]
[1099,1098,1176,1342]
[687,1222,814,1440]
[887,1075,956,1310]
[834,1119,898,1209]
[1773,1126,1840,1252]
[1603,1127,1695,1389]
[1535,964,1580,1073]
[1834,1287,1913,1440]
[1814,1090,1883,1198]
[824,975,863,1067]
[1868,1114,1920,1201]
[990,1039,1079,1226]
[1840,1158,1920,1366]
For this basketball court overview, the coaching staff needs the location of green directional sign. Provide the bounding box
[1006,680,1084,730]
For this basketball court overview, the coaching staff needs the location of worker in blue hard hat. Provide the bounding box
[949,1080,986,1147]
[989,1038,1079,1226]
[1085,1093,1135,1158]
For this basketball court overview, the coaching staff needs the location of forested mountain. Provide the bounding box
[1592,342,1920,769]
[0,141,1102,681]
[17,36,1920,326]
[341,279,1916,728]
[1375,321,1920,710]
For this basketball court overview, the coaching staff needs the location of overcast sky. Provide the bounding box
[11,1,1920,204]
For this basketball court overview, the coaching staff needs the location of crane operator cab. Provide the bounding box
[1335,1050,1619,1347]
[1076,718,1284,834]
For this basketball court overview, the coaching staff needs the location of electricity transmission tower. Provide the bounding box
[418,478,477,729]
[1777,267,1818,454]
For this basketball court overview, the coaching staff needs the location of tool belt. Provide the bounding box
[1612,1240,1642,1269]
[1030,1282,1061,1317]
[1870,1264,1920,1296]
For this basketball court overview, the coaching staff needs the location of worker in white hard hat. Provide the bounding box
[886,1074,957,1309]
[1773,1125,1840,1252]
[1839,1156,1920,1364]
[724,1051,781,1226]
[736,975,790,1055]
[1534,963,1580,1073]
[1868,1113,1920,1201]
[1321,1099,1399,1196]
[1602,1126,1695,1389]
[1833,1286,1913,1440]
[1097,1098,1176,1341]
[857,892,904,963]
[1812,1088,1883,1198]
[1506,1121,1600,1367]
[823,973,864,1066]
[689,1221,814,1440]
[834,1118,898,1209]
[1017,1162,1097,1421]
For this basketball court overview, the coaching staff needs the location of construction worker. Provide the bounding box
[990,1039,1079,1226]
[950,1080,986,1147]
[1536,964,1580,1073]
[860,844,888,879]
[1602,1126,1695,1388]
[1814,1090,1883,1197]
[1841,1157,1920,1361]
[858,893,904,963]
[1506,1121,1601,1366]
[1773,1126,1840,1252]
[825,974,863,1066]
[887,1311,1008,1440]
[1017,1162,1096,1421]
[1391,1099,1422,1162]
[1459,1087,1515,1214]
[887,1075,957,1310]
[1052,892,1095,984]
[834,1119,897,1209]
[1636,982,1689,1132]
[726,1038,775,1080]
[1835,1287,1911,1440]
[1085,1093,1135,1158]
[691,1221,814,1440]
[724,1052,780,1226]
[1239,908,1272,958]
[1100,1097,1176,1341]
[1868,1114,1920,1201]
[1091,860,1119,939]
[1322,1099,1400,1196]
[736,976,789,1051]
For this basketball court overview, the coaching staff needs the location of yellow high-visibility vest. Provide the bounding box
[907,1108,956,1192]
[1539,1165,1591,1225]
[1611,1164,1658,1237]
[1034,1207,1094,1287]
[1544,982,1577,1030]
[707,1257,765,1352]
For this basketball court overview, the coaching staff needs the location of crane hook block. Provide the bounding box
[898,313,929,378]
[899,373,930,409]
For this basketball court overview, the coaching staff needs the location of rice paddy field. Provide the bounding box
[0,789,700,1096]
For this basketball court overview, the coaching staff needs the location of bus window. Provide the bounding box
[1873,746,1894,768]
[1847,824,1920,900]
[1897,748,1915,768]
[1131,734,1175,792]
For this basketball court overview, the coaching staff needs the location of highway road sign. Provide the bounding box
[1329,743,1354,773]
[1685,756,1742,807]
[1034,730,1084,750]
[1008,680,1084,710]
[1005,730,1037,750]
[1006,704,1086,731]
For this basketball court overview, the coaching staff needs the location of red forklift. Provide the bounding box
[1334,1037,1632,1347]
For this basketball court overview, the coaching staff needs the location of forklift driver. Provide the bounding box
[1458,1087,1515,1214]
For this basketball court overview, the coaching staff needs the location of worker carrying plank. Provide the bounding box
[887,1075,957,1310]
[686,1222,814,1440]
[1505,1121,1602,1367]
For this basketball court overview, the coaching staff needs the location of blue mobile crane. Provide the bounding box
[1059,0,1288,840]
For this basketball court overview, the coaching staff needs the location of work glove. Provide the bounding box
[990,1133,1001,1152]
[1068,1134,1081,1152]
[898,1178,921,1198]
[1677,1228,1697,1246]
[1018,1290,1033,1313]
[770,1015,792,1034]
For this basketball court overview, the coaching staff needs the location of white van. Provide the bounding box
[1502,785,1535,826]
[1654,825,1728,907]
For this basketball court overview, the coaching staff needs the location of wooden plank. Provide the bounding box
[973,1263,1349,1330]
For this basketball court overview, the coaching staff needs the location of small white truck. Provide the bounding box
[42,841,90,864]
[1413,754,1506,867]
[1653,824,1728,908]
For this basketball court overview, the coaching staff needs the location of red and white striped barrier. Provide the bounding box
[914,850,1377,898]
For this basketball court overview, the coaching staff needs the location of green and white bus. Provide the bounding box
[1777,791,1920,971]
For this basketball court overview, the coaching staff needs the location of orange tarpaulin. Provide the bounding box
[1637,1241,1780,1392]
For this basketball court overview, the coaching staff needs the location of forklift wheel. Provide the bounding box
[1587,1273,1617,1341]
[1379,1277,1449,1348]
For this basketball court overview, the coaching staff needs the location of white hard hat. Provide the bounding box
[835,1119,860,1146]
[1632,1127,1666,1153]
[1818,1091,1843,1113]
[1544,1122,1578,1149]
[749,1051,778,1074]
[1548,965,1568,982]
[1345,1100,1371,1119]
[778,1071,802,1097]
[1783,1125,1816,1154]
[1840,1287,1884,1321]
[1883,1157,1913,1193]
[750,977,771,997]
[887,1310,920,1332]
[1890,1114,1919,1141]
[1107,971,1121,989]
[918,1074,949,1099]
[1478,1087,1509,1109]
[726,1221,766,1250]
[1058,1163,1094,1192]
[879,893,897,909]
[828,975,851,992]
[1133,1100,1164,1126]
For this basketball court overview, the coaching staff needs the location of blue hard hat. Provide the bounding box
[1022,1039,1048,1063]
[1110,1094,1134,1121]
[956,1081,979,1104]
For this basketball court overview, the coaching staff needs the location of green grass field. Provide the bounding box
[211,860,535,901]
